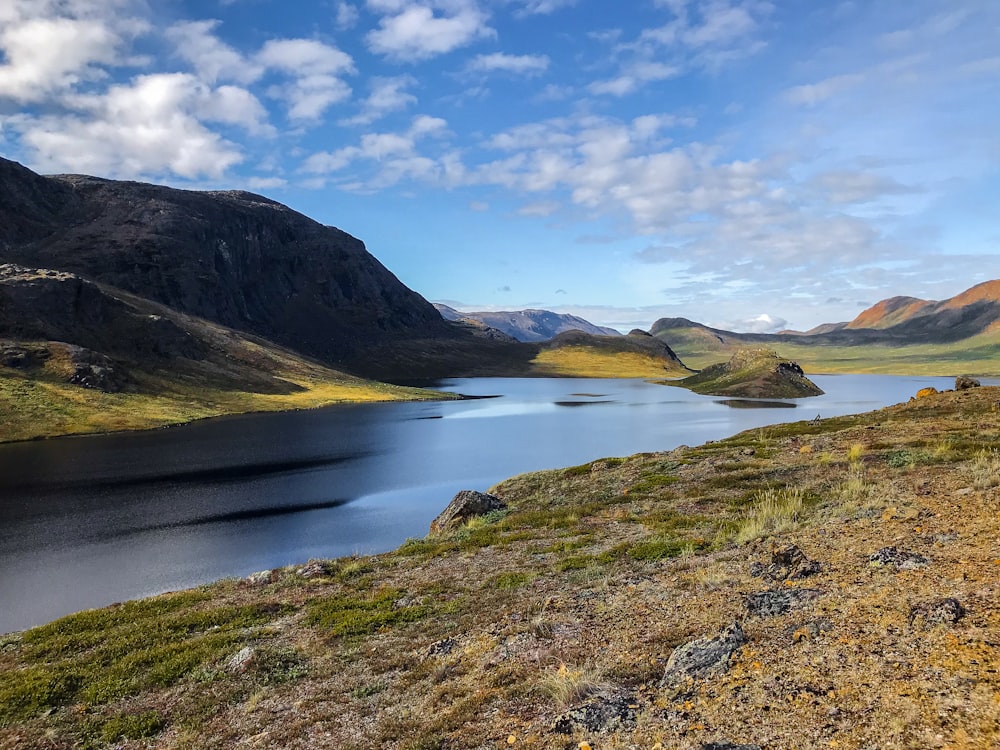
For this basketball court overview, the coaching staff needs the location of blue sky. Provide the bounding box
[1,1,998,332]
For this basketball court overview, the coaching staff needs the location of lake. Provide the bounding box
[0,374,971,633]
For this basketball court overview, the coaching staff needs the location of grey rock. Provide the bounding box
[869,547,929,570]
[661,622,746,684]
[701,743,762,750]
[552,690,638,734]
[226,646,256,673]
[750,544,822,581]
[427,638,456,656]
[745,588,822,618]
[430,490,506,534]
[245,570,273,585]
[955,375,981,390]
[909,597,966,627]
[296,560,330,578]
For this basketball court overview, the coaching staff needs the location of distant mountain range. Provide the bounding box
[434,304,621,342]
[650,280,1000,374]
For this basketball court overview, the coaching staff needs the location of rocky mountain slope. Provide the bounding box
[0,158,455,370]
[435,304,621,342]
[2,384,997,749]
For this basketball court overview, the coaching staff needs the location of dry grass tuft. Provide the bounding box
[735,486,804,544]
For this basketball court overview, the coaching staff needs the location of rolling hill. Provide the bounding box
[651,282,1000,374]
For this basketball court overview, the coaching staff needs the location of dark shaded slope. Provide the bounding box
[0,159,455,369]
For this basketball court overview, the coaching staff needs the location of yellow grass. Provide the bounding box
[0,369,449,443]
[530,346,687,378]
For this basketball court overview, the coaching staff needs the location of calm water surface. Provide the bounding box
[0,374,971,632]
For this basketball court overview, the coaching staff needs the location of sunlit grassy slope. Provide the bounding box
[0,343,452,444]
[529,345,689,378]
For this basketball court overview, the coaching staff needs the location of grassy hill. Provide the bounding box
[530,330,691,378]
[3,385,998,748]
[668,347,824,398]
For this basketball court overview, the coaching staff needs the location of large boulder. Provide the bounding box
[429,490,506,534]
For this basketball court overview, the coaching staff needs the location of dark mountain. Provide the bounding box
[0,157,460,373]
[434,304,621,342]
[0,157,561,386]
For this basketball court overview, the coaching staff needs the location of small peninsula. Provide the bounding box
[668,347,824,398]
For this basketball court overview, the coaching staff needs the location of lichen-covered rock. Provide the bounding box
[245,570,273,585]
[869,547,929,570]
[745,588,822,618]
[226,646,256,673]
[909,597,965,627]
[430,490,506,534]
[749,544,822,581]
[661,622,746,685]
[552,690,638,734]
[916,386,939,398]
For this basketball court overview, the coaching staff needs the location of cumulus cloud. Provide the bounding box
[468,52,549,75]
[18,73,250,179]
[342,75,418,125]
[257,38,355,120]
[302,114,450,184]
[366,1,495,61]
[0,14,135,102]
[166,20,262,84]
[725,313,788,333]
[335,2,360,29]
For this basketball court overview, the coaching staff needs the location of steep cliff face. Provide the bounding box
[0,159,451,366]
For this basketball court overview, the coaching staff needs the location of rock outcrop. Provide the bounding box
[672,347,823,398]
[429,490,506,534]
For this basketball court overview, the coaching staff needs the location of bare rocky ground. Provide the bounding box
[2,386,999,750]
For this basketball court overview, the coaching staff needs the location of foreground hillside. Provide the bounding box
[2,386,998,749]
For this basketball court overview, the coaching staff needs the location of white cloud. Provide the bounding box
[0,16,127,102]
[468,52,549,75]
[335,2,360,29]
[507,0,576,15]
[165,20,261,85]
[257,38,355,120]
[302,114,451,179]
[811,170,917,205]
[366,1,495,61]
[589,62,679,96]
[342,75,417,125]
[725,313,788,333]
[17,73,248,179]
[784,73,865,106]
[518,200,560,216]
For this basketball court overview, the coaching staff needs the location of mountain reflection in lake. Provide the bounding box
[718,399,798,409]
[0,374,973,633]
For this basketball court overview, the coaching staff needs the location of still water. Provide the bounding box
[0,374,967,632]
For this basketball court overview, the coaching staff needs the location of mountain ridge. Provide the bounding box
[434,304,621,342]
